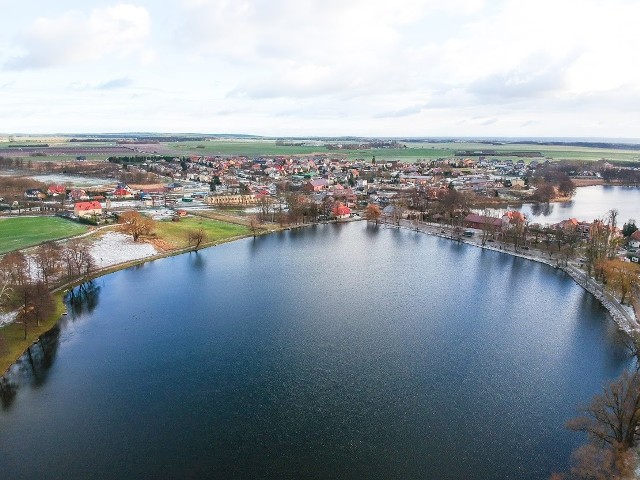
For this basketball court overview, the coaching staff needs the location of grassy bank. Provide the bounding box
[0,216,88,254]
[153,216,249,248]
[0,216,252,375]
[0,292,67,375]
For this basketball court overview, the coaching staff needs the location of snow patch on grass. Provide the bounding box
[90,232,157,269]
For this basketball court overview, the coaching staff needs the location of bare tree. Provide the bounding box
[62,240,96,282]
[285,194,305,225]
[410,188,429,222]
[479,209,498,246]
[0,263,15,314]
[0,252,54,338]
[22,281,54,328]
[257,196,273,222]
[532,182,555,202]
[321,196,335,220]
[605,209,621,259]
[504,218,527,252]
[599,259,640,304]
[558,177,576,198]
[248,215,263,237]
[119,211,155,241]
[561,441,635,480]
[186,227,207,252]
[585,210,623,278]
[33,241,62,287]
[1,251,30,289]
[390,201,405,226]
[567,368,640,450]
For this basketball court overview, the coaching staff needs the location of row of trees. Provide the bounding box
[0,240,95,340]
[596,259,640,304]
[255,194,337,226]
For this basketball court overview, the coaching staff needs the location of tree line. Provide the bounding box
[0,240,95,343]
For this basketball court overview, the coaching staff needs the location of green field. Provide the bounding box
[168,140,327,157]
[3,137,640,164]
[153,216,248,248]
[0,216,88,254]
[161,140,640,163]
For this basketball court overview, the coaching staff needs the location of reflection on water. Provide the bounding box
[0,376,17,410]
[529,202,554,217]
[0,224,631,480]
[1,325,61,410]
[521,185,640,224]
[24,325,61,388]
[67,281,101,316]
[0,281,101,410]
[188,251,206,270]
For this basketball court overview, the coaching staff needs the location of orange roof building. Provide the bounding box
[74,201,103,218]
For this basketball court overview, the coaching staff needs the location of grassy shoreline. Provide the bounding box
[0,219,304,377]
[2,216,637,377]
[0,292,67,377]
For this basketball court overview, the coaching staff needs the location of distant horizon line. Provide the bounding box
[2,133,640,144]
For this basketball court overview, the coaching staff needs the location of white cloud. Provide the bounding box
[4,4,151,70]
[1,0,640,136]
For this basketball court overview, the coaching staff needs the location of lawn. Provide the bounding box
[160,139,640,163]
[0,217,89,254]
[153,216,248,248]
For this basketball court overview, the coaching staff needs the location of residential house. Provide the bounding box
[47,184,66,196]
[304,178,329,192]
[464,213,502,230]
[24,189,45,200]
[68,188,87,201]
[628,230,640,249]
[555,218,579,231]
[502,211,526,229]
[576,222,592,239]
[332,202,351,219]
[74,201,103,218]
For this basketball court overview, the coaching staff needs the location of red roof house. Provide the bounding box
[48,184,66,196]
[332,202,351,219]
[74,201,103,218]
[502,211,526,229]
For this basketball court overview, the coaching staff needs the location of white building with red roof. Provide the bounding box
[332,202,351,219]
[74,201,103,218]
[629,230,640,249]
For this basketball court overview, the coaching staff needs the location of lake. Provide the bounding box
[0,223,630,479]
[517,185,640,225]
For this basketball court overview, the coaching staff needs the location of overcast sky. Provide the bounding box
[1,0,639,138]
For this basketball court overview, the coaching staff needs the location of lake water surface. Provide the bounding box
[0,223,630,479]
[517,185,640,225]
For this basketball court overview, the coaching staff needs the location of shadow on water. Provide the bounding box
[0,376,17,410]
[0,283,102,411]
[188,251,206,270]
[364,222,381,238]
[24,325,61,388]
[530,202,554,217]
[67,281,101,316]
[0,324,62,411]
[578,290,631,369]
